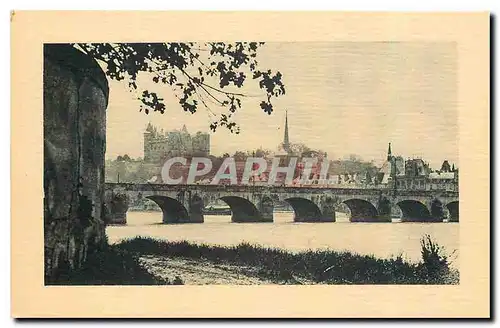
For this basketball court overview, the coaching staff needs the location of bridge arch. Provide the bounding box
[343,199,379,222]
[446,201,459,222]
[146,195,190,224]
[396,200,433,222]
[285,197,323,222]
[220,196,269,223]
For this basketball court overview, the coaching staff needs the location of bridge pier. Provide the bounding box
[447,201,459,222]
[188,195,205,223]
[429,199,446,222]
[258,196,274,222]
[376,197,392,222]
[107,212,127,225]
[104,193,129,225]
[317,197,337,222]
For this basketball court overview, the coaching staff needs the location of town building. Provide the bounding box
[377,143,405,185]
[378,143,458,192]
[394,158,431,190]
[143,123,210,163]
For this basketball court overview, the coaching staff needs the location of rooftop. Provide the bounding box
[428,172,455,180]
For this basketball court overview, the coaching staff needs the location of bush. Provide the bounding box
[417,234,451,283]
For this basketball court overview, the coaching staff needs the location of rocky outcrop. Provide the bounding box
[43,44,109,283]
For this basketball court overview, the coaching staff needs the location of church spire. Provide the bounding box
[387,142,392,161]
[283,110,290,152]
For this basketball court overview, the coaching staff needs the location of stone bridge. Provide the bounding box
[104,183,459,224]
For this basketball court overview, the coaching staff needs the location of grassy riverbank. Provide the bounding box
[50,234,458,285]
[115,235,458,285]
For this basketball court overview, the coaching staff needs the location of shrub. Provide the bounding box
[418,234,450,283]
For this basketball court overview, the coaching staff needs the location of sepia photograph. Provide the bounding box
[44,41,460,286]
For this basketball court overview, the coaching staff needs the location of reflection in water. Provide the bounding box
[106,211,459,265]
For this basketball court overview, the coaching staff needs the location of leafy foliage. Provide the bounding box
[116,154,132,162]
[328,158,379,177]
[76,43,286,133]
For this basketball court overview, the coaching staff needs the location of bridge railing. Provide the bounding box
[104,182,458,198]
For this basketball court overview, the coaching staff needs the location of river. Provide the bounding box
[106,211,459,265]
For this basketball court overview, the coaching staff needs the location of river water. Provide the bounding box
[106,211,459,265]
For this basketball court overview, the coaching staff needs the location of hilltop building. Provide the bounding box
[143,123,210,163]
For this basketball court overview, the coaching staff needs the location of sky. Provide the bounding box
[105,42,458,169]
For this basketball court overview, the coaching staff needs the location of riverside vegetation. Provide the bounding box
[51,234,458,285]
[48,238,183,285]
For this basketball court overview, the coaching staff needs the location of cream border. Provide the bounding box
[11,11,490,318]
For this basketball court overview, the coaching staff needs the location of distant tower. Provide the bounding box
[387,142,392,161]
[283,110,290,152]
[143,122,154,161]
